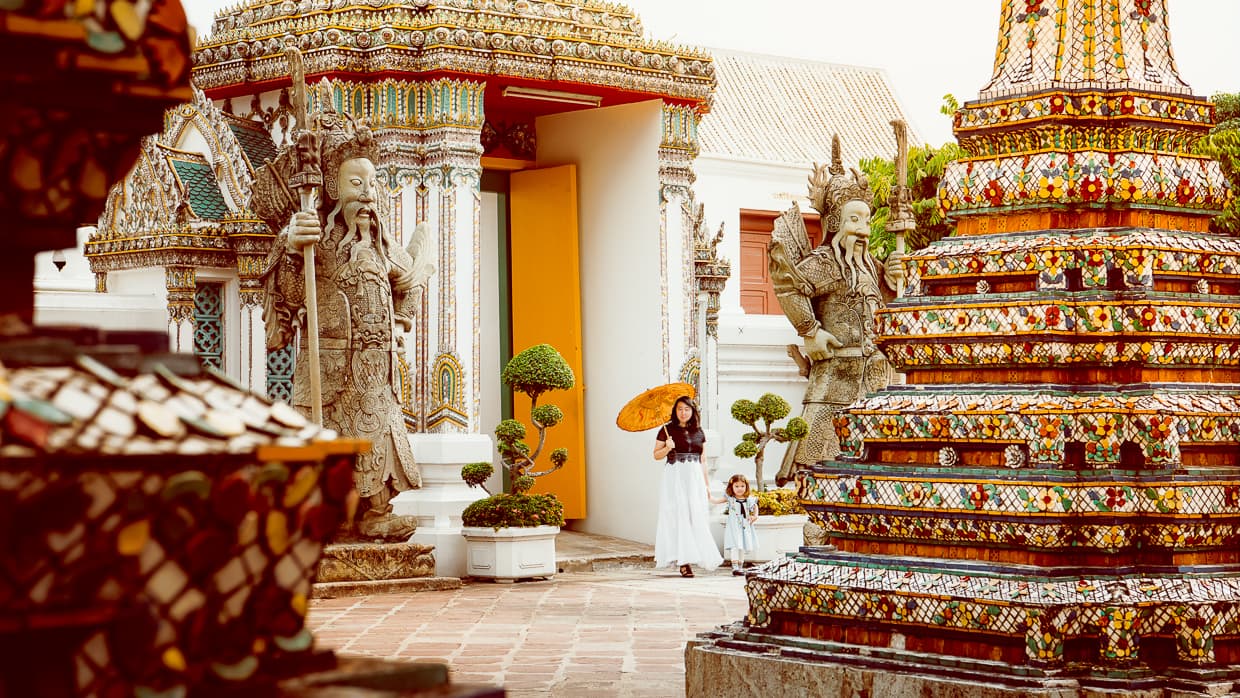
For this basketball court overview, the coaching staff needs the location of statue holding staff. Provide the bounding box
[770,134,906,485]
[253,59,432,540]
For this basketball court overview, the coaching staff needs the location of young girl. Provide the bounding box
[711,474,758,576]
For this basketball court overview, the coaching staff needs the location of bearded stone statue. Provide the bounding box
[770,135,905,485]
[254,89,430,540]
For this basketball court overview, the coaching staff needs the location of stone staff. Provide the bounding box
[285,46,324,424]
[887,119,914,297]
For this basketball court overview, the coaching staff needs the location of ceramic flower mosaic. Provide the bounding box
[732,0,1240,687]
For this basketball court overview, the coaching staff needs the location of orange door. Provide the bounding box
[509,165,587,519]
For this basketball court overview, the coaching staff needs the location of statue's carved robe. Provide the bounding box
[262,218,420,498]
[769,205,895,481]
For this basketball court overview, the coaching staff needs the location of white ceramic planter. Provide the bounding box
[750,514,808,563]
[461,525,560,581]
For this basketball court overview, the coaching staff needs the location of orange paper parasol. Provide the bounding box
[616,383,696,432]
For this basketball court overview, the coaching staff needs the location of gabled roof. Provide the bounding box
[166,150,229,220]
[223,113,278,172]
[700,49,919,167]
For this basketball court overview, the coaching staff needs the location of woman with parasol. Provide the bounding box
[650,396,723,577]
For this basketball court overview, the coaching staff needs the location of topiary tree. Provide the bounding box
[461,344,574,524]
[730,393,808,493]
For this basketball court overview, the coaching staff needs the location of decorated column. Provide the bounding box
[165,265,195,352]
[659,103,703,387]
[357,77,488,575]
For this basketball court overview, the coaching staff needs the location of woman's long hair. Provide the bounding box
[667,396,700,430]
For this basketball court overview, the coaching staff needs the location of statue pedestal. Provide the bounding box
[391,433,492,578]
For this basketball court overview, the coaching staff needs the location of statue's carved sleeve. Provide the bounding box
[768,207,819,338]
[261,227,306,351]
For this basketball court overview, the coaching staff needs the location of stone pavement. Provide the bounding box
[307,562,749,697]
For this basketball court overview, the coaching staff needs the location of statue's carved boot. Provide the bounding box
[357,508,417,541]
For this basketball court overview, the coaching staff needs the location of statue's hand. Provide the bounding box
[804,329,843,362]
[885,251,907,292]
[286,211,322,253]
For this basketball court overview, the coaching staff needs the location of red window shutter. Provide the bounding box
[737,208,822,315]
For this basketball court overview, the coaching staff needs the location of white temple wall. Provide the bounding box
[535,99,665,544]
[693,154,818,486]
[33,227,163,331]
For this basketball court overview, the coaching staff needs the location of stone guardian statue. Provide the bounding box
[769,135,905,485]
[253,78,426,540]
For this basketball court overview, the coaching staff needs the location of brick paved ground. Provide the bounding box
[308,566,748,697]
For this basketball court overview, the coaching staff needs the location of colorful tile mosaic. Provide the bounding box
[835,389,1240,467]
[982,0,1190,100]
[938,150,1232,219]
[903,227,1240,296]
[0,343,363,694]
[730,0,1240,685]
[747,555,1240,667]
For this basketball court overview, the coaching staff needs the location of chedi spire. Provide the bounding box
[939,0,1233,234]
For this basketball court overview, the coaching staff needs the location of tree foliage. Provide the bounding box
[463,343,575,513]
[1196,91,1240,235]
[860,94,964,258]
[730,392,808,492]
[861,141,964,259]
[502,343,575,402]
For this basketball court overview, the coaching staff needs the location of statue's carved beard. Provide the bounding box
[325,200,382,262]
[832,228,881,293]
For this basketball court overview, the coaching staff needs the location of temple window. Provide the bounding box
[266,345,296,403]
[193,281,225,371]
[738,209,822,315]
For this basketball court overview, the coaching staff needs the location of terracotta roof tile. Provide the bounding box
[700,49,920,166]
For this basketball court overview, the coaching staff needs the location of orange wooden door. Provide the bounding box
[509,165,587,519]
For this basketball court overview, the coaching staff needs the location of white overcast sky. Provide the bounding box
[185,0,1240,145]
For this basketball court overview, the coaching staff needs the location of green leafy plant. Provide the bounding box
[460,493,564,530]
[756,488,806,517]
[731,393,808,493]
[461,343,574,527]
[860,95,964,259]
[1195,91,1240,235]
[862,140,965,259]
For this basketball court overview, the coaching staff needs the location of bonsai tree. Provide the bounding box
[460,344,573,528]
[731,393,808,493]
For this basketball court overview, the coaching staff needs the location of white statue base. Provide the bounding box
[391,433,492,578]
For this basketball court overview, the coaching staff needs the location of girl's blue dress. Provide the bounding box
[723,495,759,553]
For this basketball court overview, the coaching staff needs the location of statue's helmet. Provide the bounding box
[315,80,380,203]
[808,134,874,235]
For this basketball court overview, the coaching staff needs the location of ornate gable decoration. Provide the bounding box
[192,0,714,104]
[87,93,276,276]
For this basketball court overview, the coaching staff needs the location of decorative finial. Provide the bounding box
[829,134,844,176]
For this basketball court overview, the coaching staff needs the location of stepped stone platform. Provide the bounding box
[314,541,461,598]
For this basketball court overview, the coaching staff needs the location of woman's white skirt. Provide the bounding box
[654,457,723,570]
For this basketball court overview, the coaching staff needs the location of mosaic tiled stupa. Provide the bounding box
[690,0,1240,693]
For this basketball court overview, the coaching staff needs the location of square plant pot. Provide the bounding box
[461,526,560,581]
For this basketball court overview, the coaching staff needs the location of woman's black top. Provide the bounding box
[656,422,705,463]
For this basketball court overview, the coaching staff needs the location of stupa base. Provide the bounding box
[687,626,1240,698]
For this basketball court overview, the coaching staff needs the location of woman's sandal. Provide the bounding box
[679,564,694,578]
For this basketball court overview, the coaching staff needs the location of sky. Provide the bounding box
[185,0,1240,146]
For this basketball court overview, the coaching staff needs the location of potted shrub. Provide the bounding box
[460,344,572,580]
[731,393,811,562]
